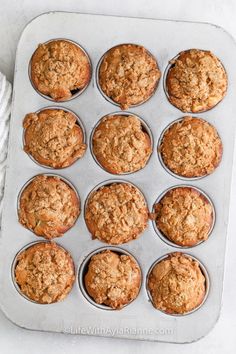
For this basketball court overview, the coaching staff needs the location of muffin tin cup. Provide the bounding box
[96,43,160,109]
[90,110,154,175]
[17,173,81,237]
[146,252,210,316]
[84,178,148,238]
[157,116,223,181]
[22,106,87,169]
[151,184,216,249]
[28,38,92,102]
[78,246,142,311]
[11,240,75,305]
[163,48,228,114]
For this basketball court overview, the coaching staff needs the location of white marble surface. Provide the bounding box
[0,0,236,353]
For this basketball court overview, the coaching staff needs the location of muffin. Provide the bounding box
[98,44,161,109]
[92,114,152,174]
[85,183,148,244]
[14,242,75,304]
[30,40,91,101]
[84,250,141,309]
[152,187,213,247]
[147,253,206,314]
[18,175,80,239]
[159,116,222,178]
[166,49,227,112]
[23,109,86,168]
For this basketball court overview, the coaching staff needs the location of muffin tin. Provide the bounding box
[0,12,236,343]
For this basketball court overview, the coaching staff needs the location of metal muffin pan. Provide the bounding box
[0,12,236,343]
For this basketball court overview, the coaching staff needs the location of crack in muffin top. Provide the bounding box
[166,49,227,112]
[85,183,148,244]
[160,116,222,178]
[148,253,206,314]
[18,175,80,239]
[84,250,141,309]
[14,242,75,304]
[23,109,86,168]
[99,44,161,109]
[31,40,91,101]
[92,114,152,174]
[152,187,213,247]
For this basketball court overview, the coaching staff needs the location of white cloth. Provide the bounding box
[0,72,11,217]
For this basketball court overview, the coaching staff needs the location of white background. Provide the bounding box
[0,0,236,353]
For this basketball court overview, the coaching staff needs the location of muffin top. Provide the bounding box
[152,187,213,247]
[92,114,152,174]
[85,183,148,244]
[18,175,80,239]
[24,109,86,168]
[148,253,206,314]
[14,242,75,304]
[84,250,141,309]
[160,116,222,178]
[31,40,91,101]
[99,44,161,109]
[166,49,227,112]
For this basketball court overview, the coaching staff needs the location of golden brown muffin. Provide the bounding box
[166,49,227,112]
[18,175,80,239]
[30,40,91,101]
[99,44,161,109]
[23,109,86,168]
[92,114,152,174]
[152,187,213,247]
[14,242,75,304]
[159,116,222,178]
[84,250,141,309]
[85,183,148,244]
[148,253,206,314]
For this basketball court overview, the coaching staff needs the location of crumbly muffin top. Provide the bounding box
[19,175,80,239]
[148,253,206,314]
[166,49,227,112]
[92,115,152,174]
[99,44,161,109]
[84,250,141,309]
[23,109,86,169]
[31,40,91,101]
[85,183,148,245]
[15,242,75,304]
[160,116,222,178]
[152,187,213,246]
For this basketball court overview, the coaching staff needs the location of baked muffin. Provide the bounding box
[85,183,148,244]
[99,44,161,109]
[14,242,75,304]
[166,49,227,112]
[147,253,206,314]
[84,250,141,309]
[159,116,222,178]
[30,40,91,101]
[92,114,152,174]
[18,175,80,239]
[23,109,86,168]
[152,187,213,247]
